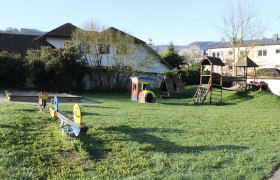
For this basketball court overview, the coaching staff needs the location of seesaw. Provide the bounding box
[49,96,92,138]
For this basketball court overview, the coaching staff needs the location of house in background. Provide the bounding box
[34,23,77,48]
[0,23,171,89]
[0,33,50,57]
[208,34,280,75]
[34,23,171,88]
[208,34,280,96]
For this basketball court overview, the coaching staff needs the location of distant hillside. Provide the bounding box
[154,41,217,53]
[187,41,217,51]
[153,45,186,53]
[0,27,45,36]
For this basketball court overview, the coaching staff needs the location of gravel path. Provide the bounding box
[268,167,280,180]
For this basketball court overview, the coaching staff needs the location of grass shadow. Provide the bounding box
[0,124,14,129]
[157,100,237,106]
[156,97,194,106]
[81,105,119,109]
[185,85,199,98]
[234,90,255,99]
[223,90,254,104]
[103,125,248,154]
[182,90,255,106]
[158,102,195,106]
[197,101,238,106]
[62,110,100,117]
[83,112,101,116]
[79,134,111,162]
[21,108,41,113]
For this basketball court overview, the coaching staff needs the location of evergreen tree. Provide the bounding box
[160,42,184,68]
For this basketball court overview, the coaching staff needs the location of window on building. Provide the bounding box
[217,52,220,57]
[99,44,110,54]
[229,66,233,70]
[276,49,280,54]
[212,52,216,57]
[258,49,267,56]
[228,51,233,55]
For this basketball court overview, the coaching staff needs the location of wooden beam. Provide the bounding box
[200,65,203,86]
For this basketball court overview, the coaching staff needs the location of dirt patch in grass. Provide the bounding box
[60,151,78,164]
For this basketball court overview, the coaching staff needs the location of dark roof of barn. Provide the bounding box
[35,23,79,41]
[233,57,259,67]
[104,27,146,44]
[200,56,225,66]
[103,27,172,69]
[0,33,51,57]
[209,38,280,49]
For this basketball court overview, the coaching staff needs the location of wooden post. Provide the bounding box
[253,67,256,84]
[220,66,223,87]
[209,64,213,104]
[244,67,247,88]
[235,66,238,86]
[220,66,223,105]
[210,64,213,86]
[210,87,212,104]
[200,64,203,86]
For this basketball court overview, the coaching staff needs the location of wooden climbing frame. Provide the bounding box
[193,56,225,105]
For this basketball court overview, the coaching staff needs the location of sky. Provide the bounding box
[0,0,279,45]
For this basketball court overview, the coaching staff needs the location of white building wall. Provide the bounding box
[208,47,234,75]
[252,45,280,68]
[83,45,169,87]
[84,45,170,74]
[45,36,170,88]
[209,44,280,74]
[45,37,170,74]
[46,37,68,48]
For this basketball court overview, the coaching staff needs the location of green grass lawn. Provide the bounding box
[0,87,280,179]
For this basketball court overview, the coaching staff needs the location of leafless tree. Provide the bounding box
[219,1,266,62]
[179,45,203,65]
[71,20,155,90]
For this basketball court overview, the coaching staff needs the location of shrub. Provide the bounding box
[164,63,200,85]
[24,46,88,92]
[0,51,26,88]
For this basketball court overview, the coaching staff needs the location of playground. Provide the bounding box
[0,87,279,179]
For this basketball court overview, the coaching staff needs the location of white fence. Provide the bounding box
[248,78,280,96]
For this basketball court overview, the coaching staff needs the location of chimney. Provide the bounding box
[273,34,278,41]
